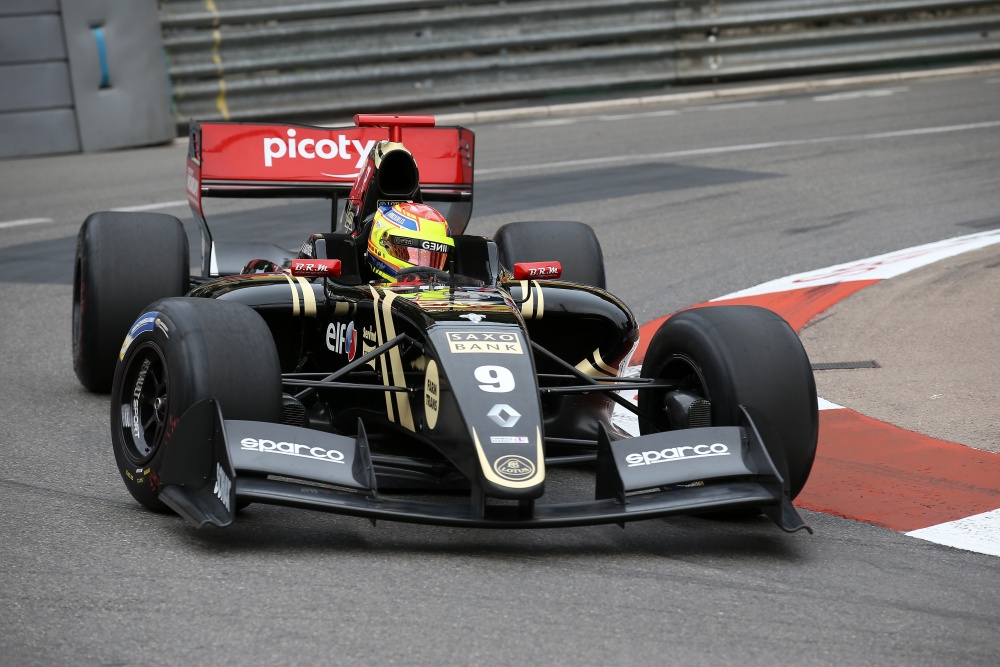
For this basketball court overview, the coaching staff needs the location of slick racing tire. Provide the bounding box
[73,212,189,393]
[638,305,818,500]
[110,298,282,511]
[494,220,606,289]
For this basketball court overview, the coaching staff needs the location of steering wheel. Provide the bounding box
[396,266,451,283]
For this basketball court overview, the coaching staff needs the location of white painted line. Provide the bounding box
[436,63,1000,125]
[504,100,782,129]
[817,397,845,411]
[686,100,788,111]
[0,217,53,230]
[813,87,909,102]
[906,508,1000,557]
[476,120,1000,176]
[506,118,583,128]
[715,228,1000,300]
[506,109,681,128]
[599,109,681,121]
[111,200,189,213]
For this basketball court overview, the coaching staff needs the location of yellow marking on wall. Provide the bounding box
[211,29,223,72]
[472,427,545,489]
[205,0,220,26]
[206,17,229,120]
[216,76,230,121]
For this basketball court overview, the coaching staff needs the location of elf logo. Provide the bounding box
[264,129,376,169]
[326,321,358,360]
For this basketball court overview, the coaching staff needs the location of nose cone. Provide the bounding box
[472,426,546,499]
[427,324,546,499]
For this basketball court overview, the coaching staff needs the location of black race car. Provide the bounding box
[72,114,818,532]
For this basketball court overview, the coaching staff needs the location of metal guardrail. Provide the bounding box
[159,0,1000,123]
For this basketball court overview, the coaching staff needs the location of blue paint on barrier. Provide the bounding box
[92,26,110,88]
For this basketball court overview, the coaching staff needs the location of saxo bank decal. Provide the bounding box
[493,455,535,482]
[326,321,358,360]
[446,331,523,354]
[424,359,440,430]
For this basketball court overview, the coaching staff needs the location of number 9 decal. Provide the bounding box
[475,365,515,393]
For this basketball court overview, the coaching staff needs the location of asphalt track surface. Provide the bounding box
[2,69,999,665]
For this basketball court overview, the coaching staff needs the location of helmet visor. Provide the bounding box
[387,234,451,271]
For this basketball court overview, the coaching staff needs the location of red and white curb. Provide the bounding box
[615,228,1000,556]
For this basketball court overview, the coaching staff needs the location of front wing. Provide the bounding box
[155,398,811,533]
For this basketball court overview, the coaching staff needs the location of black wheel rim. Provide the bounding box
[117,342,169,464]
[659,354,708,397]
[641,353,709,433]
[71,258,83,360]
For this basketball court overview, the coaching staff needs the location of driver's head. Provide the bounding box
[366,202,453,281]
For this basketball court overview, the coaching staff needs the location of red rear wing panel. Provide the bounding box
[190,121,473,189]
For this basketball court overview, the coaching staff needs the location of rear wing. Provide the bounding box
[185,118,475,276]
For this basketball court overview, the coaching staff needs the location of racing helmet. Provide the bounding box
[366,202,454,280]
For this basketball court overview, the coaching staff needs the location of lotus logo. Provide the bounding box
[494,455,535,481]
[487,404,520,427]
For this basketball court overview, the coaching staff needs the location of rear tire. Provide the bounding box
[73,212,189,393]
[494,220,606,289]
[110,298,282,511]
[638,306,818,499]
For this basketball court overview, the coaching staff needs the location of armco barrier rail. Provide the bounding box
[159,0,1000,123]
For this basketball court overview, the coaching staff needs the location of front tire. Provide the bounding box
[638,305,818,499]
[73,212,189,392]
[110,298,282,511]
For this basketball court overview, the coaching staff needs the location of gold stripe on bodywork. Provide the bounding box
[380,291,415,431]
[369,287,415,431]
[518,280,545,320]
[533,281,544,319]
[283,273,301,316]
[369,286,394,421]
[295,276,316,317]
[575,347,619,378]
[518,280,531,318]
[472,427,545,489]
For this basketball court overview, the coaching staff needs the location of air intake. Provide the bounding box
[281,394,307,427]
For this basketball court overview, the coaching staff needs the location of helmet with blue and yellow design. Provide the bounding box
[366,203,454,281]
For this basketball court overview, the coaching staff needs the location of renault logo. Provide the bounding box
[487,404,521,428]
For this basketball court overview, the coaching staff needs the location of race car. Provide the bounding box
[72,114,818,532]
